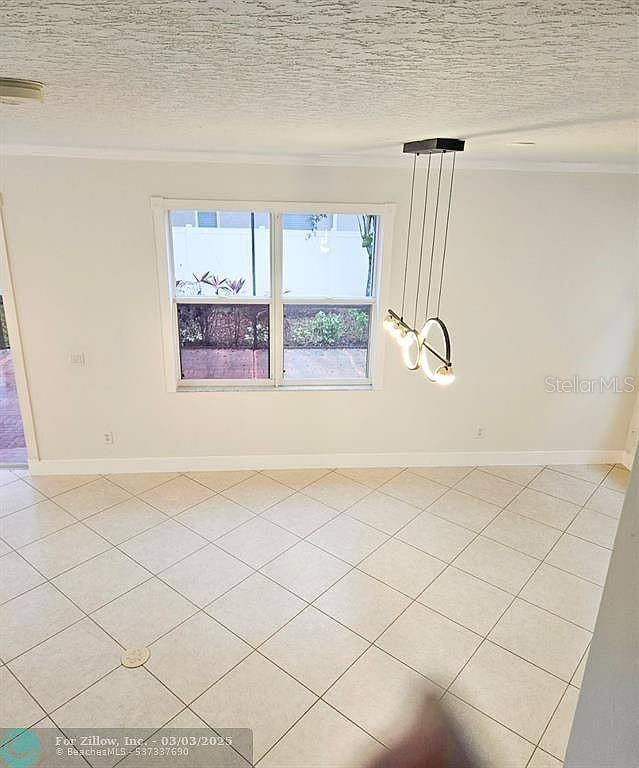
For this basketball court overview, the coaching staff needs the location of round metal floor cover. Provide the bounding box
[121,647,150,668]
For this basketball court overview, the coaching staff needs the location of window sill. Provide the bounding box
[175,383,375,393]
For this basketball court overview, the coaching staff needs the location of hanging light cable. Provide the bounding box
[436,151,456,317]
[400,154,432,371]
[424,153,444,321]
[420,150,456,385]
[413,154,432,328]
[384,137,464,385]
[384,154,416,340]
[401,154,417,320]
[397,154,432,371]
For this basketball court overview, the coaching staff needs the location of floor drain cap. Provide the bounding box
[121,647,150,668]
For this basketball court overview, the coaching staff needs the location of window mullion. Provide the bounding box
[271,213,284,386]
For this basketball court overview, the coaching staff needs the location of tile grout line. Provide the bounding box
[435,464,616,758]
[255,466,572,764]
[386,467,605,749]
[0,474,268,664]
[0,494,86,548]
[0,467,603,701]
[257,469,534,760]
[0,464,622,764]
[56,470,469,768]
[342,476,617,555]
[0,465,617,609]
[0,468,618,614]
[4,472,388,735]
[364,470,535,652]
[123,502,571,722]
[138,473,392,651]
[1,471,364,665]
[0,468,602,686]
[522,470,618,761]
[532,681,582,766]
[156,474,419,763]
[2,470,303,613]
[0,545,604,760]
[134,476,402,765]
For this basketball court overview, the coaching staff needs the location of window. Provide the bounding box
[154,201,391,389]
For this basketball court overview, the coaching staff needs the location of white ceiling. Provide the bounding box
[1,1,637,168]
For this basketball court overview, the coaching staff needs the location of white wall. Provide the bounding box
[0,155,637,471]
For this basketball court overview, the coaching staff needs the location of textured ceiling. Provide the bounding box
[0,1,637,167]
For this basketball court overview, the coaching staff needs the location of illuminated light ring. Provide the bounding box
[419,317,452,382]
[400,329,422,370]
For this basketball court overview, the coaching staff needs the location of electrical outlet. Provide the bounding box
[70,352,86,367]
[474,427,485,439]
[103,432,114,445]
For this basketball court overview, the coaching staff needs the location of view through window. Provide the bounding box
[0,294,27,462]
[167,209,381,387]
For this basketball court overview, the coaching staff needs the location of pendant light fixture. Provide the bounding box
[383,137,464,385]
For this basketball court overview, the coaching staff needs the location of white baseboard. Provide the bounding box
[622,449,636,470]
[28,448,627,475]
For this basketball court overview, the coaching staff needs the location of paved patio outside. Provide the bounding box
[0,349,27,464]
[181,348,367,380]
[283,348,367,379]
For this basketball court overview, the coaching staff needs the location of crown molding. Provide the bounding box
[1,142,637,174]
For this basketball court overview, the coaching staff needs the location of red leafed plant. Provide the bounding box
[192,272,229,295]
[225,278,246,295]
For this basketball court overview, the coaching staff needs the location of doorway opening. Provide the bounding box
[0,292,27,464]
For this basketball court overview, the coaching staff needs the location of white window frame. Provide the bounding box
[152,198,395,392]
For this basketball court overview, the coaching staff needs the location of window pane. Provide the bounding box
[335,214,359,231]
[170,210,196,227]
[178,304,269,380]
[282,214,333,231]
[196,210,217,227]
[219,211,269,228]
[171,211,270,298]
[282,213,377,298]
[283,305,370,380]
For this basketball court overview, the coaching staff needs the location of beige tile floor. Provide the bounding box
[0,462,628,767]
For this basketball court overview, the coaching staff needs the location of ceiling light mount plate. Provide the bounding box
[403,137,465,155]
[0,78,44,104]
